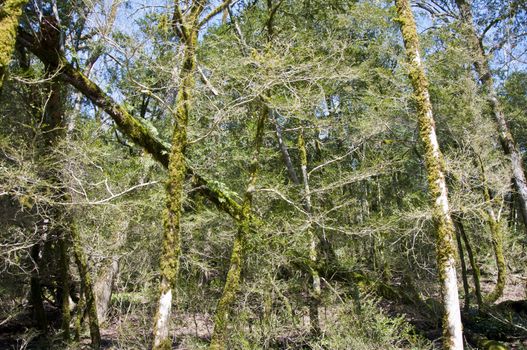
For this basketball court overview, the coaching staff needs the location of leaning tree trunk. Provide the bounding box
[209,104,267,350]
[395,1,463,349]
[455,0,527,233]
[0,0,27,93]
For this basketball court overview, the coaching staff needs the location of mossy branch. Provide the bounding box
[17,29,245,222]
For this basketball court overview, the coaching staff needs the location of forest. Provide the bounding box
[1,0,527,349]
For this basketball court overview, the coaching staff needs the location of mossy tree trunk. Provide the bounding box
[209,105,267,350]
[151,3,200,348]
[476,155,506,303]
[395,1,463,348]
[72,222,101,349]
[298,130,322,336]
[0,0,28,93]
[455,0,527,234]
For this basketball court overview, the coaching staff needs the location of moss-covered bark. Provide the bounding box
[395,0,463,348]
[72,223,101,349]
[152,5,200,347]
[17,29,246,224]
[0,0,27,92]
[455,0,527,234]
[209,105,267,350]
[476,156,506,303]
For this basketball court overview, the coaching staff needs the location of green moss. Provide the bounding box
[395,0,461,347]
[0,0,27,90]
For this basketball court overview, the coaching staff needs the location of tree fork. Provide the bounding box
[395,0,463,348]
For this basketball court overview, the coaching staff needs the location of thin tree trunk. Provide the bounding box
[298,130,321,336]
[454,221,470,312]
[209,104,267,350]
[0,0,28,93]
[456,217,483,309]
[29,243,48,333]
[455,0,527,234]
[476,155,506,303]
[72,222,101,349]
[271,110,301,185]
[395,1,463,348]
[58,236,71,340]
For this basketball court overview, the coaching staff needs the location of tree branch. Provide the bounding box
[17,28,244,221]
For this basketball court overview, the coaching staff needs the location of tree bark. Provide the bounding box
[209,104,267,350]
[455,0,527,234]
[72,223,101,349]
[271,110,301,185]
[455,224,470,312]
[395,1,463,348]
[476,155,506,303]
[152,5,200,346]
[94,258,119,324]
[0,0,27,93]
[298,130,322,336]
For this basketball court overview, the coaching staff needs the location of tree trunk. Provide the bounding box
[476,155,506,303]
[72,223,101,349]
[395,1,463,348]
[455,0,527,234]
[152,22,198,350]
[94,258,119,324]
[209,104,267,350]
[0,0,27,92]
[456,217,483,309]
[454,221,470,312]
[29,243,48,333]
[298,130,321,336]
[18,29,246,223]
[271,110,301,185]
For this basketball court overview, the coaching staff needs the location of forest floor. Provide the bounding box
[1,275,527,349]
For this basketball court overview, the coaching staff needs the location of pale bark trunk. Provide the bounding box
[271,110,301,185]
[94,258,119,324]
[395,1,463,348]
[0,0,28,92]
[455,0,527,233]
[298,131,321,336]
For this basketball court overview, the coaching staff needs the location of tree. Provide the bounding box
[394,0,463,348]
[0,0,28,92]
